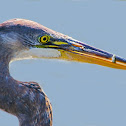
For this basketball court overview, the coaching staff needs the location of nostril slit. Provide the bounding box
[80,46,85,50]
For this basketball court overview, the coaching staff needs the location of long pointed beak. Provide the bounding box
[53,38,126,70]
[35,36,126,70]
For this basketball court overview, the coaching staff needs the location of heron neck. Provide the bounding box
[0,61,10,79]
[0,53,11,79]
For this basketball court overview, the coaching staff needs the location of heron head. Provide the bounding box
[0,18,126,70]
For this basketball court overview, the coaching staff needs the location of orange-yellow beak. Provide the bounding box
[56,38,126,70]
[36,36,126,70]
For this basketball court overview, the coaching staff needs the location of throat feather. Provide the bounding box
[12,48,61,61]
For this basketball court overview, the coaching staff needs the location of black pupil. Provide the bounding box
[43,37,47,41]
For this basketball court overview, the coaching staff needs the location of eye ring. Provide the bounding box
[38,35,50,43]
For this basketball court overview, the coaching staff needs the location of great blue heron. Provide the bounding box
[0,18,126,126]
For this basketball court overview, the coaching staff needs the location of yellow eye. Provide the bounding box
[39,35,50,43]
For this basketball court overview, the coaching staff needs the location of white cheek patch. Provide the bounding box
[12,48,61,61]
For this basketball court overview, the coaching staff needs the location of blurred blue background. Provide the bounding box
[0,0,126,126]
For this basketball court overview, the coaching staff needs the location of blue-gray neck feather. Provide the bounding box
[0,35,52,125]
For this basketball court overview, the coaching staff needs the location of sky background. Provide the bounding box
[0,0,126,126]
